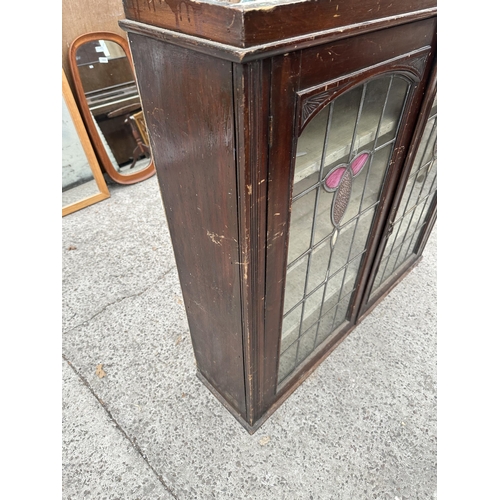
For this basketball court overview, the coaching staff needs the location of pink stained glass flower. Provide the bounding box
[325,167,347,190]
[351,152,369,176]
[323,150,372,229]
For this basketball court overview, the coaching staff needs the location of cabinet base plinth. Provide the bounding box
[196,371,261,435]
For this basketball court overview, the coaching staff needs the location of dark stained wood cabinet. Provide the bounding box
[120,0,437,433]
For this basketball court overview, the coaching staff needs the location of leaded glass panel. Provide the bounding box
[278,74,412,383]
[370,96,437,298]
[294,106,330,190]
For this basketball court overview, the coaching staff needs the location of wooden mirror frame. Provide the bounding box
[69,31,155,185]
[63,69,110,216]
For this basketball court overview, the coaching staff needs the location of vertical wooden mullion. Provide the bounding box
[262,52,303,413]
[233,59,271,425]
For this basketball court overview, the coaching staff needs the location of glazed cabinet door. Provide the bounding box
[263,18,437,407]
[360,65,437,316]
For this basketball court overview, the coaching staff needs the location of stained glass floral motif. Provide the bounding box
[323,151,371,227]
[278,75,411,383]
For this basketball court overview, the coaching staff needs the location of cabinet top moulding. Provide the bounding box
[120,0,437,62]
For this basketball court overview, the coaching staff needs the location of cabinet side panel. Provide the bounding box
[128,34,246,416]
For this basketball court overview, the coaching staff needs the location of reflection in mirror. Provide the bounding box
[62,69,109,216]
[69,32,155,185]
[76,39,149,172]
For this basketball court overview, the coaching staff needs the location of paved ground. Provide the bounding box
[62,175,437,500]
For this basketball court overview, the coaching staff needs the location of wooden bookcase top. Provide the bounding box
[121,0,437,60]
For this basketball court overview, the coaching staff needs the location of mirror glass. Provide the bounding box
[75,39,151,175]
[62,94,101,207]
[62,68,109,216]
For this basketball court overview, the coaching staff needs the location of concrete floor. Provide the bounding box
[62,174,437,500]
